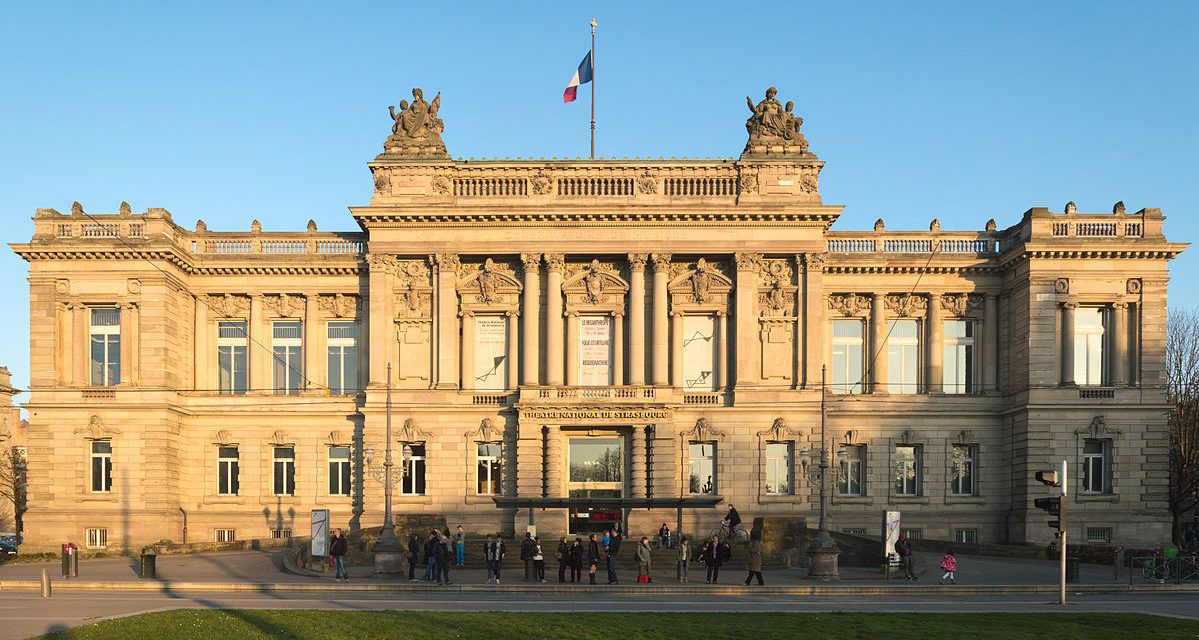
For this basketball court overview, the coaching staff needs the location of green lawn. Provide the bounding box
[33,611,1199,639]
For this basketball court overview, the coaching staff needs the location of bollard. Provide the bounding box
[1114,548,1124,581]
[41,569,51,598]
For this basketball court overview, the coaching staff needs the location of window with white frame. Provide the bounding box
[217,321,248,395]
[327,322,358,395]
[90,440,112,493]
[887,319,920,394]
[272,321,303,395]
[1082,439,1110,493]
[90,308,120,386]
[400,443,426,495]
[85,527,108,549]
[273,447,295,496]
[950,444,975,496]
[831,320,864,394]
[894,445,921,496]
[764,442,792,495]
[328,446,351,496]
[838,444,865,496]
[217,445,239,496]
[943,320,974,394]
[215,529,236,543]
[1075,307,1105,386]
[476,442,502,495]
[689,442,716,494]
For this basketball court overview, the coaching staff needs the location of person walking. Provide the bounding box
[485,535,506,583]
[434,532,452,585]
[636,536,653,583]
[895,533,916,581]
[533,536,546,582]
[938,549,957,585]
[743,531,764,586]
[569,537,584,583]
[520,532,534,582]
[605,528,622,584]
[421,529,439,582]
[454,525,466,567]
[587,534,602,585]
[556,536,570,583]
[406,533,421,582]
[329,528,349,583]
[676,536,691,583]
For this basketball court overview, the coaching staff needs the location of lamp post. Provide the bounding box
[373,363,402,574]
[806,365,841,580]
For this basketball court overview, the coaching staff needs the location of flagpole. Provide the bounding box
[590,17,596,159]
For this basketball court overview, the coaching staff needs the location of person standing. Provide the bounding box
[742,531,764,586]
[520,532,534,582]
[636,536,652,583]
[569,537,584,583]
[556,536,570,583]
[421,529,439,582]
[434,532,452,585]
[454,525,466,567]
[939,549,957,585]
[485,535,506,583]
[605,528,622,584]
[329,528,349,583]
[533,536,546,583]
[406,533,421,582]
[895,533,916,581]
[587,534,602,585]
[676,536,691,583]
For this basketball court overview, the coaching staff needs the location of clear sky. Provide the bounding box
[1,1,1195,393]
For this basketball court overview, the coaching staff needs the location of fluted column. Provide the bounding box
[870,292,887,393]
[613,312,624,386]
[802,254,826,389]
[521,253,541,386]
[1112,302,1129,386]
[671,311,684,388]
[545,254,565,386]
[982,293,998,393]
[651,253,671,385]
[434,253,460,389]
[734,252,762,388]
[304,294,320,389]
[193,296,207,391]
[631,425,647,498]
[460,311,475,390]
[507,310,520,390]
[926,293,942,393]
[544,425,563,498]
[1061,301,1077,386]
[627,254,647,385]
[367,257,388,386]
[565,311,580,386]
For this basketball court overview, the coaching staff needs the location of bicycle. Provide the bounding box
[709,522,749,544]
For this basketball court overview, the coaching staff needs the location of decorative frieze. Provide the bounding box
[207,293,250,318]
[827,293,869,317]
[885,294,927,317]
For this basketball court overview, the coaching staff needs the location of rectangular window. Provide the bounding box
[218,446,239,496]
[900,528,923,540]
[1086,527,1113,544]
[688,442,716,494]
[578,315,613,386]
[842,527,867,535]
[272,321,303,395]
[273,447,295,496]
[831,320,864,394]
[950,445,975,496]
[327,322,358,395]
[215,529,236,543]
[943,320,974,394]
[401,443,426,495]
[90,308,120,386]
[838,444,865,496]
[894,445,921,496]
[954,529,978,544]
[90,440,112,493]
[1082,439,1108,493]
[328,446,351,496]
[217,321,248,395]
[682,315,718,391]
[887,319,919,394]
[764,442,792,495]
[476,443,503,495]
[85,527,108,549]
[1075,307,1105,386]
[271,528,292,539]
[472,316,510,390]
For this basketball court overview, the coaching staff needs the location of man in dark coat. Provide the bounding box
[520,532,535,581]
[723,504,742,534]
[434,532,452,585]
[605,527,622,584]
[329,528,349,583]
[896,533,916,581]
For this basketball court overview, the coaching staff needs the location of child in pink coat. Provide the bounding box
[939,550,957,585]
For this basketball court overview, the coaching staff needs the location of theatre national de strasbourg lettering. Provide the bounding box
[11,87,1184,552]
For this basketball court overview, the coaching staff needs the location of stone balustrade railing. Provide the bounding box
[826,234,998,255]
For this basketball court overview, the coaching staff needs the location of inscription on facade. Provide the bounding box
[521,409,672,422]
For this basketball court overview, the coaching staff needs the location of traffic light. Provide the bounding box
[1034,497,1061,516]
[1035,471,1060,487]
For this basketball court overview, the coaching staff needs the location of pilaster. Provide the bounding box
[651,253,671,386]
[983,293,998,393]
[734,252,762,388]
[521,254,541,386]
[1112,302,1128,386]
[627,254,647,385]
[249,294,268,393]
[870,292,887,394]
[926,291,942,393]
[544,425,563,498]
[545,254,565,386]
[304,294,320,389]
[1060,301,1076,386]
[435,253,459,389]
[631,425,647,499]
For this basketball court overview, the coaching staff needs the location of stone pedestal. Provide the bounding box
[806,541,841,581]
[373,542,405,576]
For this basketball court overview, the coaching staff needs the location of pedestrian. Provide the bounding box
[588,534,602,585]
[743,530,763,586]
[939,549,957,585]
[421,529,439,582]
[329,528,349,583]
[895,533,916,581]
[676,536,691,583]
[533,536,546,582]
[454,525,466,567]
[605,527,622,584]
[636,536,652,583]
[520,532,534,582]
[722,504,742,537]
[569,537,584,583]
[556,536,570,583]
[704,535,729,583]
[485,535,506,583]
[434,532,452,585]
[406,533,420,582]
[483,535,495,583]
[658,523,671,549]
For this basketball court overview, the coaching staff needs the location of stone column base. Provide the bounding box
[806,545,840,581]
[373,545,405,575]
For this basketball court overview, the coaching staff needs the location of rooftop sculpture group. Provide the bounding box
[743,87,811,158]
[382,88,449,158]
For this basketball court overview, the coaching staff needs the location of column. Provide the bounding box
[367,259,388,386]
[651,253,671,385]
[802,253,826,389]
[926,292,942,393]
[733,252,762,388]
[250,295,269,393]
[194,296,207,391]
[1112,302,1129,386]
[127,303,139,384]
[627,254,647,385]
[670,311,684,388]
[507,310,520,390]
[72,303,86,384]
[613,312,624,386]
[983,293,999,393]
[544,425,563,498]
[631,425,647,499]
[435,253,459,389]
[119,303,133,384]
[460,311,475,390]
[565,312,579,386]
[521,253,541,386]
[1061,301,1076,386]
[870,292,888,393]
[545,254,565,386]
[1129,302,1141,387]
[304,294,320,390]
[716,312,728,389]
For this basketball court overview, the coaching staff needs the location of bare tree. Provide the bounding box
[0,447,25,534]
[1166,308,1199,543]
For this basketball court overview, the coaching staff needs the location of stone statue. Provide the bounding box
[584,259,605,303]
[743,87,811,158]
[691,258,712,303]
[478,258,499,303]
[746,87,789,139]
[382,88,449,158]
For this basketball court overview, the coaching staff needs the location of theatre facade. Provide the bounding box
[12,88,1184,551]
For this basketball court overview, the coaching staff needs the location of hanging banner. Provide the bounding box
[579,315,613,385]
[682,315,717,390]
[474,316,509,390]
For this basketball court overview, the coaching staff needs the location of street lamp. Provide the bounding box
[372,363,402,574]
[803,365,841,580]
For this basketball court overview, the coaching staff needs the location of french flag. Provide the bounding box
[562,51,593,103]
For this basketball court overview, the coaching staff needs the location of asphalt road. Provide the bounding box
[2,590,1197,640]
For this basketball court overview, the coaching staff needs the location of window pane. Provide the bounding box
[93,441,112,454]
[833,320,862,339]
[91,308,120,326]
[568,438,623,482]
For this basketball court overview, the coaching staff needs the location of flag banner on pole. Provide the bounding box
[563,51,593,103]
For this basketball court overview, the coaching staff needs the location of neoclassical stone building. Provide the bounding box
[11,88,1184,552]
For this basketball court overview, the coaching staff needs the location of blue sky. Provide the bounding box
[0,1,1195,393]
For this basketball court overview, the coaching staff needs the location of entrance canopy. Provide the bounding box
[492,497,723,509]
